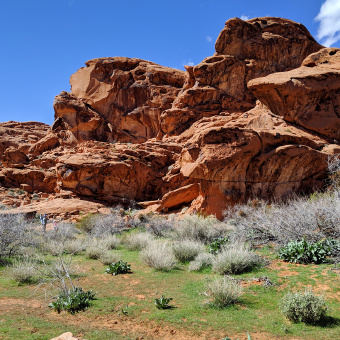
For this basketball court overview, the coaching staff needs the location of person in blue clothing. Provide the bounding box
[41,214,48,232]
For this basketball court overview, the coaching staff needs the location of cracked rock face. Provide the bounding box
[1,16,339,218]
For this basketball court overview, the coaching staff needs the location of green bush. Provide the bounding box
[279,289,327,324]
[155,295,173,309]
[49,287,96,314]
[208,236,229,255]
[105,261,131,275]
[278,238,331,264]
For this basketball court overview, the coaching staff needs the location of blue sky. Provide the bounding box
[0,0,339,125]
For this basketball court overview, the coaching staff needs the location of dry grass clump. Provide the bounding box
[99,250,121,265]
[175,214,232,244]
[140,240,177,271]
[102,234,120,250]
[85,237,109,259]
[145,215,175,237]
[188,252,214,271]
[64,238,86,255]
[125,232,154,251]
[212,243,264,275]
[172,239,205,263]
[205,276,243,307]
[44,240,65,256]
[0,214,33,259]
[225,191,340,246]
[77,210,126,235]
[9,258,39,284]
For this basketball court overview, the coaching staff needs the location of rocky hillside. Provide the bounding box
[1,16,340,218]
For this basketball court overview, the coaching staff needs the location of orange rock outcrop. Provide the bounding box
[1,17,339,218]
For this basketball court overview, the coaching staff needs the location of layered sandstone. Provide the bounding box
[2,16,340,219]
[53,58,185,143]
[160,17,323,136]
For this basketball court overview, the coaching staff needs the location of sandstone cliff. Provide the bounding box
[1,16,339,219]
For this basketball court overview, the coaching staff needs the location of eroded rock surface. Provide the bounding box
[1,16,339,219]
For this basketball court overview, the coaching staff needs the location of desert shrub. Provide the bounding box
[145,215,175,237]
[208,236,229,254]
[155,295,173,309]
[46,223,79,243]
[99,250,121,265]
[77,211,126,235]
[125,232,154,251]
[188,252,214,271]
[86,245,103,260]
[0,214,34,259]
[49,287,96,314]
[212,243,264,275]
[64,238,86,255]
[44,240,65,256]
[9,258,39,284]
[175,214,232,244]
[225,191,340,246]
[102,234,120,250]
[280,289,327,324]
[205,276,243,308]
[85,237,114,259]
[105,260,131,275]
[140,241,177,271]
[278,238,331,264]
[172,239,205,263]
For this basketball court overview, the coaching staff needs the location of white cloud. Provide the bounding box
[315,0,340,46]
[206,36,213,43]
[182,59,195,67]
[240,15,250,21]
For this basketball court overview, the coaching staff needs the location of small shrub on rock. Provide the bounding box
[172,239,205,263]
[279,289,327,324]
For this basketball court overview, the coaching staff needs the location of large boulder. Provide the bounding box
[248,48,340,140]
[54,57,186,143]
[161,17,323,135]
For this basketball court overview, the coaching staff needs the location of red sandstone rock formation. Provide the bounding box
[1,17,340,219]
[53,58,185,143]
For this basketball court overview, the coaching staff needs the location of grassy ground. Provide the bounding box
[0,243,339,340]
